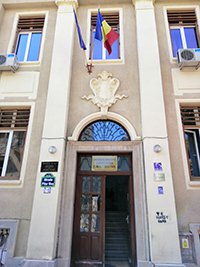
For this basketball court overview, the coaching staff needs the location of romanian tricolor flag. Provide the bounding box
[95,10,119,55]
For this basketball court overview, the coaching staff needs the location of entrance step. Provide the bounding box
[105,212,129,262]
[105,261,130,267]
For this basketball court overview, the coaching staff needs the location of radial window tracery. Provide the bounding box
[79,120,130,141]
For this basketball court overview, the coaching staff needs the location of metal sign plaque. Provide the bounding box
[41,173,56,187]
[40,162,59,172]
[92,156,118,171]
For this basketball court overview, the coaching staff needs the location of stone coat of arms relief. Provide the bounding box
[82,71,128,114]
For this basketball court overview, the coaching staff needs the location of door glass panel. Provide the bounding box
[91,214,100,232]
[92,176,101,193]
[82,176,90,193]
[80,214,89,232]
[118,155,131,171]
[92,195,100,212]
[80,157,92,171]
[79,155,131,172]
[81,195,90,212]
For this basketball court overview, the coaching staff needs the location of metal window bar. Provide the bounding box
[17,16,45,32]
[0,109,30,129]
[167,10,197,26]
[181,106,200,127]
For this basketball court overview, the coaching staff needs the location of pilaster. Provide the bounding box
[134,0,183,265]
[55,0,78,9]
[26,0,77,261]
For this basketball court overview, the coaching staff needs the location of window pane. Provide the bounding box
[16,34,28,61]
[106,39,119,59]
[92,31,102,60]
[185,130,200,177]
[184,27,198,48]
[170,28,183,57]
[0,133,9,176]
[79,120,130,141]
[27,33,42,61]
[6,131,26,178]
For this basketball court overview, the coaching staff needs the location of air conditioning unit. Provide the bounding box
[0,54,19,72]
[177,48,200,70]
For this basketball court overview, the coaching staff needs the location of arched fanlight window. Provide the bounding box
[78,120,130,141]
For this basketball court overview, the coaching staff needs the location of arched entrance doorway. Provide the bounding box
[71,120,136,267]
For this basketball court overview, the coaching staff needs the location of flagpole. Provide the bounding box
[85,27,95,74]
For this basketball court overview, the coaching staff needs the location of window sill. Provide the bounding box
[188,180,200,188]
[0,178,22,187]
[19,61,41,67]
[88,58,124,65]
[170,57,178,64]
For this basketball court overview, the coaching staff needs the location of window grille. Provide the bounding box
[91,12,119,27]
[0,109,30,129]
[181,106,200,127]
[167,10,197,25]
[17,16,45,32]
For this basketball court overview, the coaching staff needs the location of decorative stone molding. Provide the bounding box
[55,0,78,8]
[82,71,128,114]
[132,0,155,4]
[68,112,141,141]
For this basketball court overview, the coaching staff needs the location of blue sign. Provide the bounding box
[41,173,56,187]
[158,186,164,195]
[154,162,163,172]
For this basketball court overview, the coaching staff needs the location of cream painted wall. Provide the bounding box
[155,1,200,231]
[0,0,198,264]
[67,4,141,138]
[0,3,57,256]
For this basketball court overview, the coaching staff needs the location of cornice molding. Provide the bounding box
[55,0,78,8]
[132,0,155,5]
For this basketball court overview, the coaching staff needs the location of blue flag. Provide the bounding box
[73,8,86,50]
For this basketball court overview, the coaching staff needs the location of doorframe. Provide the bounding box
[57,141,150,267]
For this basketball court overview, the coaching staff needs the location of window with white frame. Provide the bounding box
[0,108,30,180]
[14,16,45,62]
[181,106,200,180]
[167,9,199,57]
[90,12,120,60]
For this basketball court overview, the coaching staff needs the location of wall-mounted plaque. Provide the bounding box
[41,173,56,187]
[40,162,59,172]
[92,156,118,171]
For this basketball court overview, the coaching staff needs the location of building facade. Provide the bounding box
[0,0,199,266]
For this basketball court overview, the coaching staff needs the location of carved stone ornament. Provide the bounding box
[82,71,128,114]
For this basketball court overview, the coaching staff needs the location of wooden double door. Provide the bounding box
[71,155,135,267]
